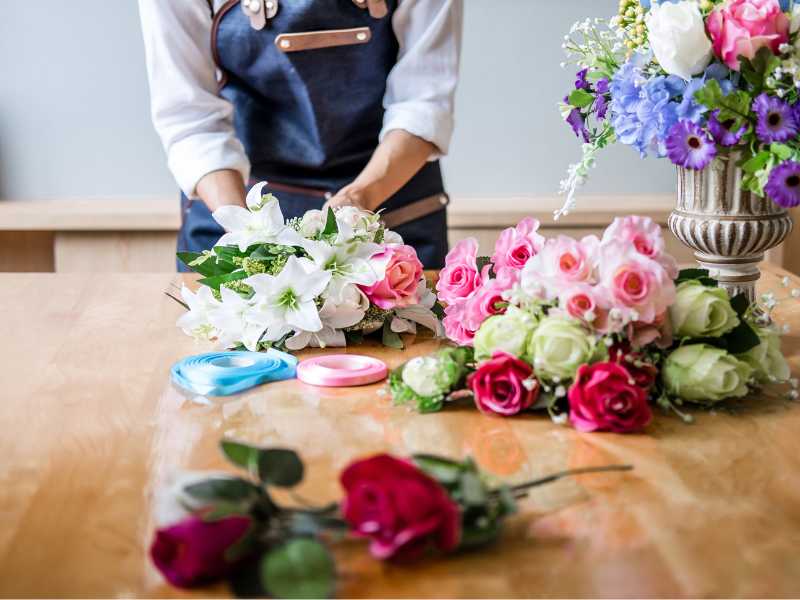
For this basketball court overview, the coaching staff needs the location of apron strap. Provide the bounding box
[381,194,450,229]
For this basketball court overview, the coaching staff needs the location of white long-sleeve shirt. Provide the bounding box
[138,0,463,197]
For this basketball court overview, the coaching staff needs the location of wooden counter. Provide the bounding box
[2,267,800,597]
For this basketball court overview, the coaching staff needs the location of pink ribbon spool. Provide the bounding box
[296,354,388,387]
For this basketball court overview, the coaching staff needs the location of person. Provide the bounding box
[138,0,463,270]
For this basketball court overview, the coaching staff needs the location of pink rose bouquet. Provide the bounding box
[391,215,784,434]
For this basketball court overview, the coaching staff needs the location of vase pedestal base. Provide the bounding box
[693,252,764,303]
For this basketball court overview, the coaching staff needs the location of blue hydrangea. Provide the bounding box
[610,57,685,157]
[610,58,735,158]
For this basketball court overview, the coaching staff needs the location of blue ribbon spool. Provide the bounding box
[171,350,298,397]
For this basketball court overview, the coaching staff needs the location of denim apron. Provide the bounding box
[178,0,449,269]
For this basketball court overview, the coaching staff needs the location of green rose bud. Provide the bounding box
[670,280,740,338]
[663,344,753,404]
[528,316,600,381]
[737,325,790,384]
[474,306,538,361]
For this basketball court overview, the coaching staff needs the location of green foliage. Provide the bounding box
[694,79,752,131]
[740,47,782,94]
[220,440,304,488]
[676,268,718,287]
[321,208,338,238]
[568,88,595,109]
[261,539,336,600]
[381,319,404,350]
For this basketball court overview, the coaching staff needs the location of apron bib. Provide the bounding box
[178,0,448,269]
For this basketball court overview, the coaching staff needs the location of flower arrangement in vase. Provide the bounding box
[172,182,442,352]
[559,0,799,299]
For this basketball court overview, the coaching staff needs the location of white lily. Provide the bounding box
[393,280,443,336]
[207,286,266,351]
[301,238,384,300]
[283,284,369,351]
[212,182,301,252]
[246,256,331,338]
[176,285,222,341]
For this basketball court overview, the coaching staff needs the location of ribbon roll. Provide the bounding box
[171,350,298,397]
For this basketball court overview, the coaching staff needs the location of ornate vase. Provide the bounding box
[668,154,794,302]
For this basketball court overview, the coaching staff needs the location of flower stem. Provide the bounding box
[494,464,633,496]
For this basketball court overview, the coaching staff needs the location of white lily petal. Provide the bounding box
[287,300,323,332]
[212,205,251,233]
[245,181,270,210]
[314,328,347,348]
[285,331,312,351]
[395,305,443,336]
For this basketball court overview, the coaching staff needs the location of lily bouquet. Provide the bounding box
[390,216,792,433]
[559,0,800,217]
[174,183,441,352]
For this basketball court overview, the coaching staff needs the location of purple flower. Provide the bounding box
[150,515,251,588]
[575,68,591,91]
[753,93,800,144]
[707,110,746,147]
[666,121,717,170]
[765,161,800,208]
[595,78,610,119]
[567,107,590,142]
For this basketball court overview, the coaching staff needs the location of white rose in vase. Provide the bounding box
[646,0,713,81]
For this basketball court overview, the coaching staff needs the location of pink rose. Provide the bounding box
[468,351,540,417]
[554,283,618,333]
[521,235,599,300]
[340,454,461,561]
[362,244,423,310]
[150,515,251,588]
[442,298,477,346]
[436,238,483,305]
[568,362,653,434]
[463,268,517,331]
[601,216,678,278]
[707,0,790,71]
[491,217,545,272]
[625,310,674,349]
[599,242,676,326]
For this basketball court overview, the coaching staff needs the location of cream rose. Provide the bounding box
[670,280,740,338]
[663,344,753,404]
[737,325,790,384]
[646,0,713,80]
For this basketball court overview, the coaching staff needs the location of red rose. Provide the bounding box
[150,515,251,588]
[568,362,652,434]
[340,454,461,561]
[468,351,539,417]
[609,342,658,390]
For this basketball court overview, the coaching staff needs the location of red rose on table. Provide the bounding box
[340,454,461,561]
[468,351,539,417]
[362,244,423,309]
[568,362,652,434]
[150,515,251,588]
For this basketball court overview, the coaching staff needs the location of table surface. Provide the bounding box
[3,267,800,598]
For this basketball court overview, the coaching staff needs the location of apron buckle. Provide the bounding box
[241,0,278,30]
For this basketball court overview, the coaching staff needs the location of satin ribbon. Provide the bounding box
[171,350,298,397]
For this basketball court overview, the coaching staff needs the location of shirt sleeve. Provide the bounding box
[137,0,250,197]
[381,0,464,157]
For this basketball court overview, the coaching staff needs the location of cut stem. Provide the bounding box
[494,464,633,496]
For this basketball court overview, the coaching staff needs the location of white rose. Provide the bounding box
[300,209,326,237]
[737,325,790,384]
[402,357,447,397]
[792,5,800,34]
[646,0,713,81]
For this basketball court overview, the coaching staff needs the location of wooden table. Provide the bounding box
[3,267,800,598]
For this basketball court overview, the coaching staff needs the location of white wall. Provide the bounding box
[0,0,674,201]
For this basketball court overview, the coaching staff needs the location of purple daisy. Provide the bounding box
[765,161,800,208]
[666,121,717,170]
[752,93,800,144]
[707,110,746,147]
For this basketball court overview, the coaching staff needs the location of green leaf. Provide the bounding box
[184,477,262,503]
[568,88,595,109]
[771,143,794,161]
[741,151,771,174]
[475,256,493,274]
[459,471,488,507]
[694,80,751,130]
[416,396,445,413]
[221,439,260,471]
[458,521,502,550]
[261,539,336,600]
[257,448,304,488]
[412,454,464,485]
[724,320,761,355]
[497,485,518,517]
[198,270,249,291]
[321,208,338,237]
[382,320,404,349]
[730,293,750,317]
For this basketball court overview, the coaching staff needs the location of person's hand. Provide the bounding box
[323,184,378,213]
[196,169,247,213]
